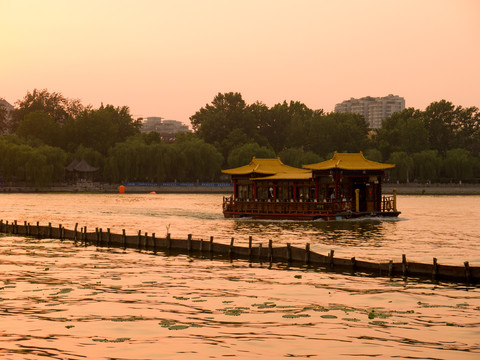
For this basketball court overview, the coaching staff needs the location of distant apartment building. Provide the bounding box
[140,116,191,142]
[0,98,15,134]
[334,94,405,129]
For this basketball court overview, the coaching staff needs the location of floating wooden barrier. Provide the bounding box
[0,219,478,284]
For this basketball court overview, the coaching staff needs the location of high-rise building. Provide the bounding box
[334,94,405,129]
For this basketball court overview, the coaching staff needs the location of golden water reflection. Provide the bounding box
[0,194,479,359]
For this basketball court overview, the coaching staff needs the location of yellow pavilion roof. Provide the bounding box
[303,152,395,171]
[222,157,310,175]
[251,172,313,181]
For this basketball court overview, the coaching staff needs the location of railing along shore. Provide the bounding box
[0,219,478,285]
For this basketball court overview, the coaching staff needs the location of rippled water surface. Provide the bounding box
[0,193,479,359]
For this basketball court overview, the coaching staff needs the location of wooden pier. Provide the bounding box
[0,219,478,284]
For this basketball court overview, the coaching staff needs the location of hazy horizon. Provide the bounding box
[1,0,479,125]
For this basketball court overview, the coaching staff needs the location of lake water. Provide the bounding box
[0,193,479,359]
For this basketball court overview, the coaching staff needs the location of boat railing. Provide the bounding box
[382,195,395,212]
[223,197,354,215]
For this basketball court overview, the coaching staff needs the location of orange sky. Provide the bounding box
[1,0,479,126]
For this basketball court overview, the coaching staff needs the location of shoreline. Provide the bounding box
[383,183,480,195]
[1,183,480,195]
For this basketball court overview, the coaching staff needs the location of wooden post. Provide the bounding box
[36,221,40,239]
[107,228,111,248]
[95,228,99,246]
[351,257,356,272]
[152,233,156,253]
[248,236,253,262]
[144,232,148,251]
[209,236,213,256]
[84,226,88,247]
[305,243,310,266]
[355,189,360,212]
[27,222,30,236]
[258,243,263,262]
[402,254,408,277]
[99,228,103,246]
[24,221,27,235]
[59,224,63,240]
[167,233,171,250]
[188,234,192,252]
[122,229,126,250]
[14,220,17,234]
[268,240,273,263]
[432,258,438,279]
[329,250,335,267]
[393,189,397,212]
[464,261,471,283]
[286,243,292,263]
[48,222,52,238]
[74,223,78,242]
[388,260,393,277]
[229,237,234,258]
[137,230,142,250]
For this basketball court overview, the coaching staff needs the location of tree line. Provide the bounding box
[0,89,479,186]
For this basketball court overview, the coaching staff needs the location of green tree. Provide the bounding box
[258,101,314,153]
[104,136,223,183]
[412,150,441,182]
[364,148,383,163]
[64,104,140,154]
[11,89,83,132]
[0,138,66,186]
[308,112,369,157]
[174,138,224,181]
[150,143,179,182]
[278,147,321,168]
[190,92,259,157]
[73,145,104,169]
[374,108,428,159]
[23,146,67,186]
[443,148,475,181]
[387,152,413,183]
[39,145,68,183]
[452,106,480,155]
[422,100,459,155]
[17,110,61,147]
[227,143,276,168]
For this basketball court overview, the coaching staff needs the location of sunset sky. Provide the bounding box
[1,0,479,125]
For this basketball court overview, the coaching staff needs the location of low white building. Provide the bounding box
[0,98,15,134]
[140,117,191,142]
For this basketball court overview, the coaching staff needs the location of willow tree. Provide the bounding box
[387,152,413,183]
[443,148,475,181]
[412,150,441,183]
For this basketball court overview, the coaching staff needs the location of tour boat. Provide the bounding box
[222,152,400,221]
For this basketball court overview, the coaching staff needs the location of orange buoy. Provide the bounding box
[149,191,156,194]
[119,185,125,194]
